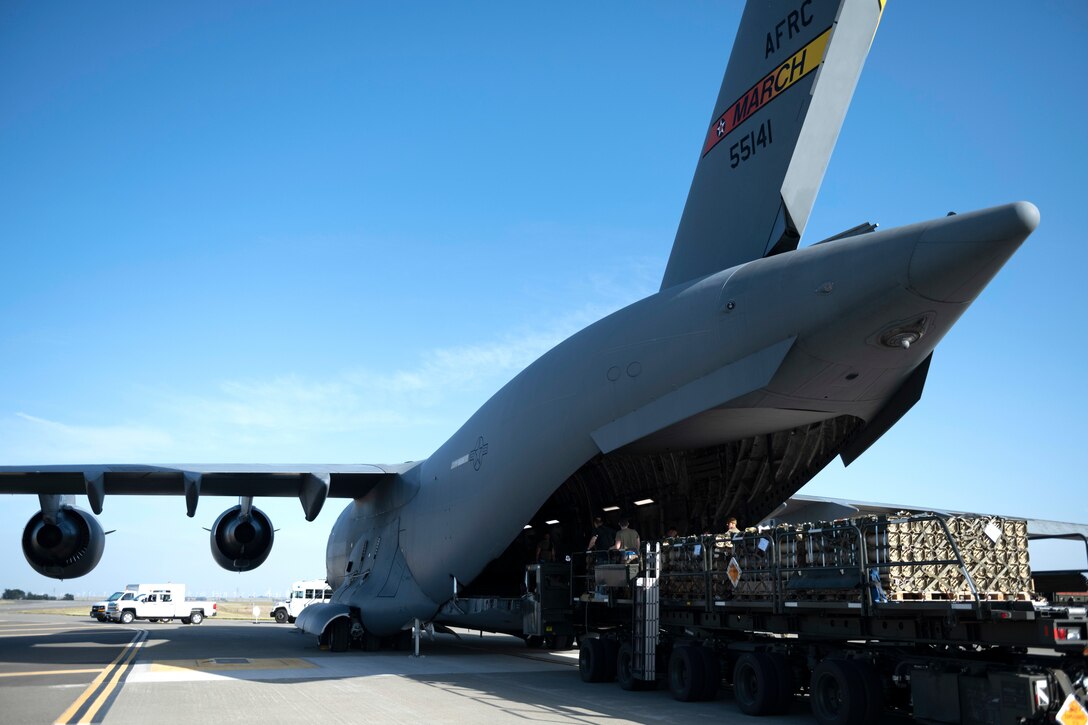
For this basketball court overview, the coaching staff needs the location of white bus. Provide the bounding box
[270,579,333,624]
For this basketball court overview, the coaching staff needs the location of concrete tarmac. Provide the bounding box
[0,611,836,724]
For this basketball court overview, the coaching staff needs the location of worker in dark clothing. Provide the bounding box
[586,517,614,551]
[536,531,555,563]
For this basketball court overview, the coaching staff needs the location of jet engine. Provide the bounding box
[22,507,105,579]
[209,504,274,571]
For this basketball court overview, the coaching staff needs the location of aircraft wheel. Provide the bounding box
[274,609,288,624]
[328,619,350,653]
[119,611,135,625]
[810,659,867,725]
[732,652,777,715]
[190,611,204,625]
[668,645,708,701]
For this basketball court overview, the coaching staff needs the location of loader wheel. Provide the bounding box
[810,659,867,725]
[698,646,722,700]
[733,652,777,715]
[766,651,795,714]
[551,635,572,651]
[850,659,885,724]
[669,645,708,701]
[579,638,609,683]
[616,642,651,691]
[274,609,288,624]
[603,639,620,681]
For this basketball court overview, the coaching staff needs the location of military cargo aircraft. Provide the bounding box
[0,0,1040,644]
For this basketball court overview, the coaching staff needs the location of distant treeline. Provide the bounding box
[2,589,74,601]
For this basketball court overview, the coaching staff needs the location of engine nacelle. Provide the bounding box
[22,507,105,579]
[209,505,274,572]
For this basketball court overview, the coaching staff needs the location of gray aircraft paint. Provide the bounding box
[0,0,1041,637]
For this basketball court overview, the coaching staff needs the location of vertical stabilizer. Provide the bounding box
[661,0,885,290]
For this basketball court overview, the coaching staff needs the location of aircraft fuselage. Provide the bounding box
[324,202,1038,634]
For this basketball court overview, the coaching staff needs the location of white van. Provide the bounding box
[270,579,333,623]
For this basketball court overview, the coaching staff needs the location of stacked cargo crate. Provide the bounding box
[711,531,776,600]
[781,522,867,602]
[880,515,1032,600]
[659,536,707,601]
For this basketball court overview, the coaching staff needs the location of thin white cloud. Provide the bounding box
[7,412,175,462]
[1,261,656,465]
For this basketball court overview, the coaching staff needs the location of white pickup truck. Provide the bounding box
[90,588,138,621]
[105,583,217,624]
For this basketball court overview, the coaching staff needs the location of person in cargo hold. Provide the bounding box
[586,517,614,551]
[614,518,640,558]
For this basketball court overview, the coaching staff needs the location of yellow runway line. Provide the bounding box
[77,637,144,725]
[53,629,147,725]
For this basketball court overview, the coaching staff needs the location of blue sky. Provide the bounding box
[2,2,1086,597]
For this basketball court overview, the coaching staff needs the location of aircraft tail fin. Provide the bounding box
[661,0,885,290]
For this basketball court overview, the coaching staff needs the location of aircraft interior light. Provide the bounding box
[634,498,655,506]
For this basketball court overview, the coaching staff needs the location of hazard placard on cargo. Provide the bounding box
[727,557,742,588]
[1057,693,1087,725]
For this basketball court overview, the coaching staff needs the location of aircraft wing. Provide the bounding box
[764,494,1088,551]
[0,463,406,521]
